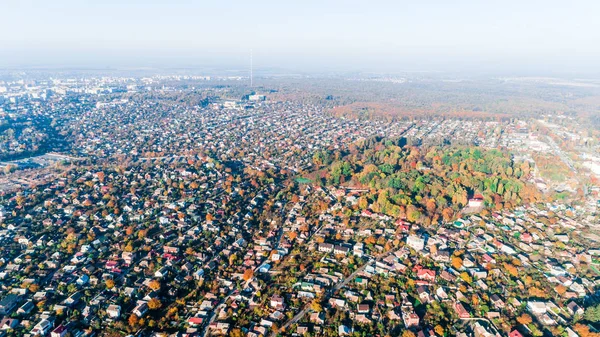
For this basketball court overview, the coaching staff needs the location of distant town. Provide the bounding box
[0,73,599,337]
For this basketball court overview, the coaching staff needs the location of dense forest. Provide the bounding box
[306,137,541,224]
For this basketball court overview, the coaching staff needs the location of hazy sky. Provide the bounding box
[1,0,599,75]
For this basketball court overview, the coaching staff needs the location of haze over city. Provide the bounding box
[1,0,600,75]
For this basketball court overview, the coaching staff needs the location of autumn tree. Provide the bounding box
[229,328,244,337]
[442,208,454,222]
[310,300,323,312]
[503,263,519,277]
[148,298,162,310]
[451,257,463,269]
[148,280,161,291]
[517,313,532,325]
[460,272,472,284]
[128,314,139,327]
[242,269,254,281]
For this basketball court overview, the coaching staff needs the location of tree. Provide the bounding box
[310,300,323,312]
[584,304,600,322]
[434,325,444,336]
[229,328,244,337]
[242,269,254,281]
[148,280,161,291]
[358,197,368,209]
[503,263,518,277]
[517,313,532,325]
[28,283,40,293]
[128,314,139,327]
[15,195,25,206]
[442,208,454,222]
[426,199,436,214]
[148,298,162,310]
[460,272,472,284]
[229,253,237,266]
[402,331,416,337]
[574,323,600,337]
[451,257,463,269]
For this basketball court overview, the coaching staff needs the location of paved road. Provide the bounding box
[459,317,500,335]
[201,289,233,337]
[545,135,577,174]
[274,249,397,335]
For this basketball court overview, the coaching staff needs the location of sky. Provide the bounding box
[1,0,599,75]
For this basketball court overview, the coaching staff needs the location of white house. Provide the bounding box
[406,235,425,251]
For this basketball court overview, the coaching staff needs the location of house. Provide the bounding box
[107,304,121,318]
[133,301,148,317]
[208,322,230,335]
[17,300,34,315]
[565,328,578,337]
[318,243,334,253]
[329,298,346,308]
[566,301,584,316]
[155,266,169,278]
[417,286,432,303]
[31,319,53,336]
[468,194,484,207]
[188,316,204,327]
[355,314,372,324]
[433,250,450,263]
[76,274,89,286]
[482,254,496,264]
[527,301,547,315]
[0,294,20,315]
[270,295,285,310]
[51,324,68,337]
[297,325,310,335]
[407,235,425,251]
[402,312,420,328]
[388,310,402,320]
[122,251,136,265]
[440,270,456,282]
[357,303,370,314]
[417,269,436,282]
[64,292,82,307]
[490,294,505,309]
[334,245,350,255]
[0,317,19,330]
[473,322,497,337]
[454,302,470,319]
[310,312,325,325]
[338,325,351,336]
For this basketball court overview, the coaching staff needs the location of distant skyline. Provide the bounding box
[1,0,599,76]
